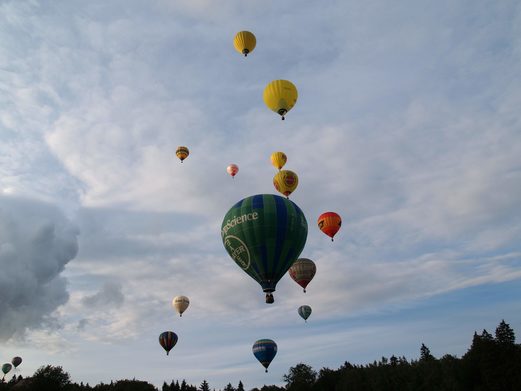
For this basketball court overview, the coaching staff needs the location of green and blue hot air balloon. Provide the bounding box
[221,194,308,303]
[2,363,12,381]
[253,339,277,372]
[298,305,312,322]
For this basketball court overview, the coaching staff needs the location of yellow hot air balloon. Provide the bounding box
[270,152,287,171]
[233,31,256,57]
[273,170,298,198]
[176,146,189,163]
[172,295,190,317]
[263,80,298,120]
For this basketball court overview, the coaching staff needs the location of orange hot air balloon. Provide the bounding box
[227,164,239,178]
[318,212,342,241]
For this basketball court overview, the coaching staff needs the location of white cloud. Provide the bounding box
[0,196,79,341]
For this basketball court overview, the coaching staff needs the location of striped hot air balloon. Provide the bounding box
[253,339,277,372]
[176,146,189,163]
[288,258,316,293]
[298,305,312,322]
[221,194,308,303]
[159,331,178,356]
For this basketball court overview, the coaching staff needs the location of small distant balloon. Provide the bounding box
[273,170,299,198]
[227,164,239,178]
[298,305,312,322]
[233,31,256,57]
[159,331,178,356]
[263,80,298,120]
[288,258,316,293]
[2,363,12,380]
[270,152,287,170]
[172,295,190,317]
[253,339,277,372]
[11,357,22,369]
[176,146,189,163]
[318,212,342,241]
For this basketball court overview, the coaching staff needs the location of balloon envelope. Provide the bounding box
[318,212,342,241]
[172,295,190,317]
[273,170,298,198]
[288,258,316,292]
[159,331,178,355]
[233,31,256,56]
[298,305,312,322]
[221,194,308,303]
[270,152,287,170]
[176,146,189,163]
[253,339,277,372]
[2,363,12,375]
[263,80,298,120]
[11,357,22,368]
[227,164,239,177]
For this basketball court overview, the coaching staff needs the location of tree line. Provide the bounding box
[1,320,520,390]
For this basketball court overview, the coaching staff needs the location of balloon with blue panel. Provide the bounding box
[253,339,278,372]
[221,194,308,303]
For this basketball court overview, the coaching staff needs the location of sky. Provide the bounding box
[1,0,521,389]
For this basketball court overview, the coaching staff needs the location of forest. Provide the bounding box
[1,320,520,391]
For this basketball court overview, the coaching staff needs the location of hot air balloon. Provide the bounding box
[298,305,312,322]
[270,152,287,171]
[227,164,239,178]
[221,194,308,303]
[172,295,190,317]
[176,146,189,163]
[288,258,316,293]
[2,363,12,381]
[253,339,277,372]
[263,80,298,120]
[273,170,298,198]
[11,357,22,369]
[159,331,178,356]
[318,212,342,241]
[233,31,256,57]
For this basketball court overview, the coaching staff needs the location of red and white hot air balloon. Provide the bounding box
[227,164,239,178]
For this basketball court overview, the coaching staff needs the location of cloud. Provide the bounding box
[81,281,125,309]
[0,195,79,341]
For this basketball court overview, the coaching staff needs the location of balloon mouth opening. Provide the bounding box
[277,109,287,119]
[242,49,249,56]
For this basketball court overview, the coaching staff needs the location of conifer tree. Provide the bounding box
[495,319,515,344]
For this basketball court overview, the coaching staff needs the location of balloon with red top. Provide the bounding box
[318,212,342,241]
